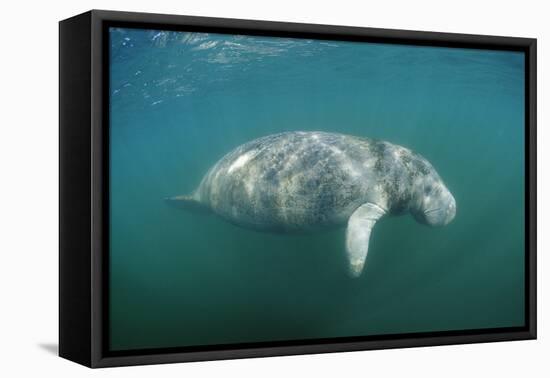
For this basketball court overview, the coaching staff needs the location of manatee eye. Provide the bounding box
[424,185,432,195]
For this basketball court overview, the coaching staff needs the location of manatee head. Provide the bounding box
[410,159,456,227]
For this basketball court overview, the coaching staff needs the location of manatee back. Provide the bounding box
[197,132,377,231]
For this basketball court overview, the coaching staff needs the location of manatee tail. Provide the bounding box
[164,193,210,214]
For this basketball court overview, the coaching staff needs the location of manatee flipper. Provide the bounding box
[164,194,210,214]
[345,203,386,277]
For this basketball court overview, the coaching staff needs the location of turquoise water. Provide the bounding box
[109,27,525,351]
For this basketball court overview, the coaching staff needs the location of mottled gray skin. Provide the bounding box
[170,131,456,277]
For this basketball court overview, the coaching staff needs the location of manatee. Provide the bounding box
[167,131,456,277]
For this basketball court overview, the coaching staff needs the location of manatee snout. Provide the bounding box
[423,191,456,227]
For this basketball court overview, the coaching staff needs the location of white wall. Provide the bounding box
[0,0,546,376]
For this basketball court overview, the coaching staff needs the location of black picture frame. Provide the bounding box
[59,9,537,368]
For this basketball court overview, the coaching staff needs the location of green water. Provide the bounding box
[109,27,525,351]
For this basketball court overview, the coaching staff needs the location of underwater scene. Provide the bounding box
[109,27,525,351]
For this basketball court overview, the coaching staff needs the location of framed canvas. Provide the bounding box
[59,10,537,368]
